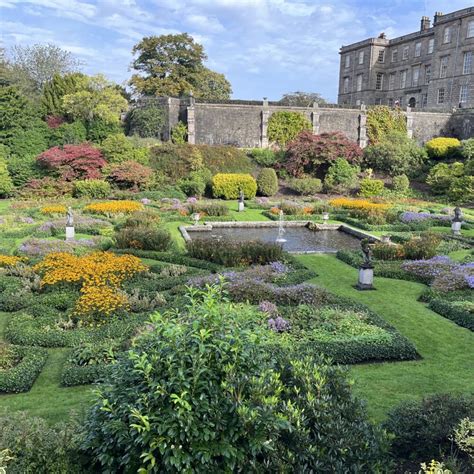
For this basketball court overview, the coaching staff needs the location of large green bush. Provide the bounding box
[460,138,474,160]
[267,111,311,147]
[6,119,49,159]
[0,156,14,197]
[426,162,465,194]
[101,133,149,164]
[115,227,172,251]
[48,121,87,147]
[212,173,257,199]
[363,131,427,176]
[425,137,461,160]
[383,394,474,460]
[257,167,278,196]
[86,118,123,143]
[6,155,42,187]
[366,106,406,144]
[125,104,165,138]
[392,174,410,195]
[359,178,385,197]
[171,121,187,144]
[324,158,360,193]
[287,176,322,195]
[249,148,277,167]
[81,286,389,473]
[74,179,111,199]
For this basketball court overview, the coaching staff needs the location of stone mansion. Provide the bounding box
[338,7,474,110]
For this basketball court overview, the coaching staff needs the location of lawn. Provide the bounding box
[299,254,474,422]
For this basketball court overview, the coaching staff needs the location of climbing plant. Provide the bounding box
[171,121,187,144]
[267,111,311,147]
[366,106,406,144]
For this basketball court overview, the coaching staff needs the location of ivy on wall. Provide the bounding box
[267,111,311,147]
[366,106,406,144]
[171,121,188,144]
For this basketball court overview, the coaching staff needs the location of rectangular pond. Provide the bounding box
[186,225,363,253]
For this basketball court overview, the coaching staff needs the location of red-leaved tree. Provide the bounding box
[45,115,66,129]
[108,160,153,191]
[283,131,362,178]
[37,144,106,180]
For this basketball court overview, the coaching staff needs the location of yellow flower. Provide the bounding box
[40,205,67,215]
[84,201,143,216]
[0,255,26,268]
[329,198,390,211]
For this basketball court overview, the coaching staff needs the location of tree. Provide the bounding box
[37,144,106,180]
[41,72,88,116]
[7,43,82,96]
[278,91,327,107]
[125,103,165,138]
[130,33,232,99]
[0,148,14,196]
[62,74,128,124]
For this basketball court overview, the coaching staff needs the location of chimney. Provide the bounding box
[420,16,431,31]
[378,32,386,39]
[434,12,444,24]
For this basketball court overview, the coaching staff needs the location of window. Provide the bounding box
[439,56,449,78]
[402,46,409,60]
[375,98,383,105]
[438,88,445,104]
[343,77,350,93]
[415,42,421,57]
[345,55,350,68]
[463,52,472,75]
[412,66,420,86]
[421,93,428,108]
[388,98,394,107]
[468,20,474,38]
[459,85,469,104]
[358,51,364,64]
[400,70,407,88]
[428,38,434,54]
[425,65,431,84]
[378,50,385,63]
[355,99,361,106]
[389,73,396,90]
[375,72,384,90]
[356,74,363,92]
[443,26,451,44]
[392,49,398,62]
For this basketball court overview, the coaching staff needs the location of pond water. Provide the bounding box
[187,226,362,253]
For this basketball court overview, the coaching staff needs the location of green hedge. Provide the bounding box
[5,313,147,348]
[61,361,115,387]
[212,173,257,200]
[262,212,323,221]
[428,298,474,331]
[0,346,48,393]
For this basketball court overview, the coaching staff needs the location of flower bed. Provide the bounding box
[0,345,48,393]
[40,205,67,216]
[18,238,101,257]
[84,200,143,216]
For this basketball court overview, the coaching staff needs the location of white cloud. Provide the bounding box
[186,14,225,33]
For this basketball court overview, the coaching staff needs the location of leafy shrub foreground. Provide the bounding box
[81,286,390,472]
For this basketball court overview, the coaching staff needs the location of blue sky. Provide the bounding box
[1,0,472,102]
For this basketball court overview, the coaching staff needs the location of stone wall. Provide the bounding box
[163,97,473,147]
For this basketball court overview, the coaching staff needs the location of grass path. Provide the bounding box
[0,312,93,424]
[298,255,474,421]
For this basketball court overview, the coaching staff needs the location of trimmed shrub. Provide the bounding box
[257,167,278,196]
[366,106,406,144]
[426,162,465,194]
[383,394,474,460]
[447,175,474,204]
[171,121,187,144]
[359,178,384,197]
[287,176,322,195]
[48,120,87,147]
[86,117,123,143]
[363,131,427,177]
[0,345,48,393]
[249,148,277,167]
[392,174,410,194]
[81,286,390,473]
[187,201,229,217]
[212,173,257,199]
[403,233,441,260]
[460,138,474,160]
[425,137,461,159]
[267,111,312,147]
[177,172,207,197]
[74,179,111,198]
[0,157,14,197]
[187,238,283,266]
[101,133,149,165]
[17,177,73,199]
[324,158,360,193]
[428,298,474,331]
[115,227,172,251]
[283,131,363,178]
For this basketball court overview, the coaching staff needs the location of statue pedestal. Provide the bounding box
[238,202,245,212]
[356,265,374,290]
[451,221,462,235]
[65,226,75,241]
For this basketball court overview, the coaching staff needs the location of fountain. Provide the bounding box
[275,210,287,243]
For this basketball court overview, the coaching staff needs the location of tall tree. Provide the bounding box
[41,72,88,116]
[8,43,82,96]
[130,33,232,99]
[62,74,128,124]
[278,91,327,107]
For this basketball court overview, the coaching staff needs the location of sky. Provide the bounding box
[1,0,473,102]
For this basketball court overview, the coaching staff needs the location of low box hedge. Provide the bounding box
[0,345,48,393]
[61,362,114,387]
[428,298,474,331]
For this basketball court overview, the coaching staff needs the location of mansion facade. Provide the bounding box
[338,7,474,110]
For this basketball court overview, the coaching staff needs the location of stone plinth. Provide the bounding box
[238,202,245,212]
[65,226,75,241]
[451,221,462,235]
[356,266,374,290]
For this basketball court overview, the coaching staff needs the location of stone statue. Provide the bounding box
[238,188,244,203]
[66,207,74,227]
[361,239,373,267]
[453,207,463,222]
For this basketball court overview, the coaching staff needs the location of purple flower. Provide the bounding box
[187,197,198,204]
[269,261,288,274]
[140,198,151,205]
[268,316,291,332]
[399,212,451,223]
[259,300,278,316]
